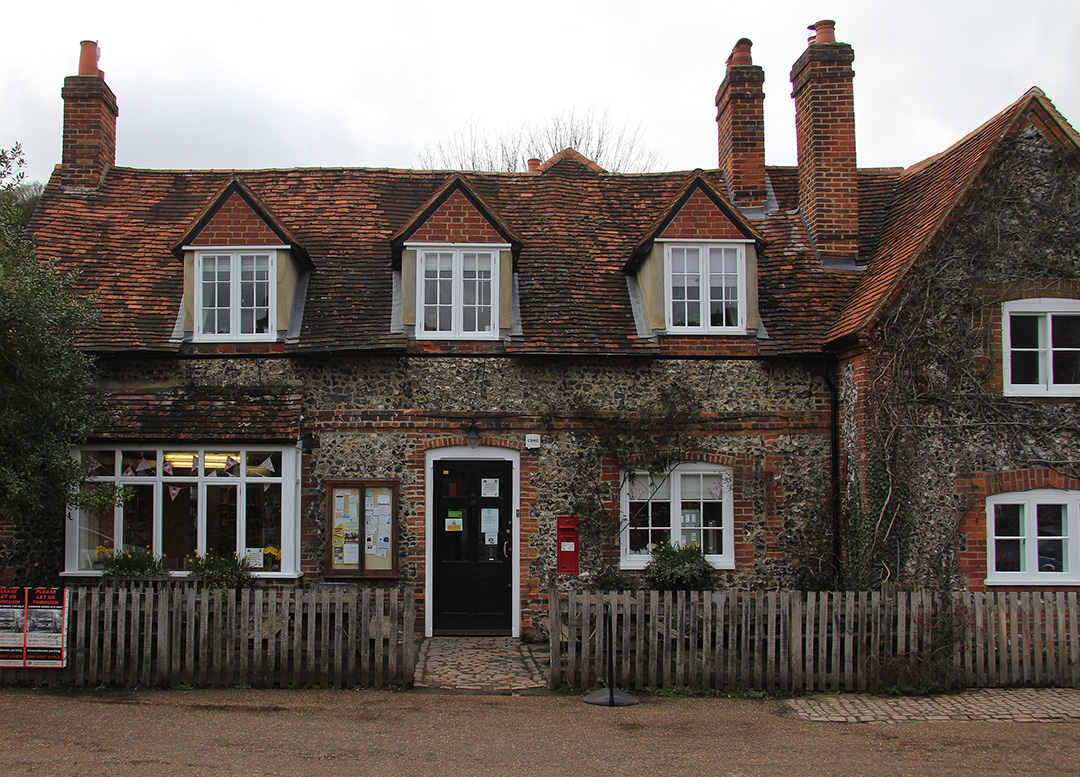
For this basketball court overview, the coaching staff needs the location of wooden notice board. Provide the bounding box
[325,480,399,578]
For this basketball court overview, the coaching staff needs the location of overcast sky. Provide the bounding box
[3,0,1078,185]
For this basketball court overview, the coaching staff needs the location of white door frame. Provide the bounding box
[424,445,520,637]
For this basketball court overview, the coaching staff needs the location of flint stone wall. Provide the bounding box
[96,352,835,624]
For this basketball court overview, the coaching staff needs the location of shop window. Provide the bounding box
[68,446,297,577]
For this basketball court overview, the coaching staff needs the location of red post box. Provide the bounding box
[556,515,579,575]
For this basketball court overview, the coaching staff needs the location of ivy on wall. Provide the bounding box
[566,381,707,570]
[843,129,1080,590]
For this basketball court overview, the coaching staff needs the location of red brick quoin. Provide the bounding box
[956,469,1080,591]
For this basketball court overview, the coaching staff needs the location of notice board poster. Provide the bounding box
[325,481,399,578]
[0,588,68,668]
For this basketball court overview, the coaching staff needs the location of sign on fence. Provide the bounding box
[0,588,68,668]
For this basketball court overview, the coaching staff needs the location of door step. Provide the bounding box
[414,636,548,692]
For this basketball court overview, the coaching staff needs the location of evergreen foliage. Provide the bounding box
[0,145,113,583]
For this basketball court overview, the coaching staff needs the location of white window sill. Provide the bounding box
[984,575,1080,586]
[1002,386,1080,398]
[61,570,303,580]
[191,336,280,344]
[665,328,747,336]
[416,333,501,341]
[619,557,734,571]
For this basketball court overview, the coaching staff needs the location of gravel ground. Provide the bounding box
[1,687,1078,776]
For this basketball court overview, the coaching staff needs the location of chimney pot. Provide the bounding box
[78,40,100,76]
[729,38,753,67]
[810,20,836,44]
[527,158,541,173]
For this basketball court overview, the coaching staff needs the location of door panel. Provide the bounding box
[432,460,513,634]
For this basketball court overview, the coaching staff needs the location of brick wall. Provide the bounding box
[715,43,767,208]
[191,193,281,245]
[60,74,118,188]
[789,38,858,259]
[658,189,747,241]
[409,190,502,243]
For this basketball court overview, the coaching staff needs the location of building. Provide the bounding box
[20,20,1080,637]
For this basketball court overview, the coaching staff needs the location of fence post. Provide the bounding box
[547,588,561,689]
[404,586,416,687]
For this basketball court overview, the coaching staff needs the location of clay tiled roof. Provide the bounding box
[828,88,1080,344]
[33,154,860,355]
[93,389,304,442]
[33,90,1073,358]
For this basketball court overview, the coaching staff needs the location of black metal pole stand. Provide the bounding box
[583,601,638,707]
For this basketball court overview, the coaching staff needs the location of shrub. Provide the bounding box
[643,542,713,590]
[101,546,169,578]
[583,566,639,592]
[188,551,252,589]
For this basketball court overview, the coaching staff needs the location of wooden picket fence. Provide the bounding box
[0,584,416,688]
[549,590,1080,692]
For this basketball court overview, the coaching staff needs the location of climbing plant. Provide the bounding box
[842,130,1080,589]
[568,381,707,571]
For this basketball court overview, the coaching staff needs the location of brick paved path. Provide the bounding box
[787,687,1080,722]
[414,636,548,691]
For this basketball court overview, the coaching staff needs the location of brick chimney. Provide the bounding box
[790,20,858,260]
[715,38,766,209]
[61,41,118,188]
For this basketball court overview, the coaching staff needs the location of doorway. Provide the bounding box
[431,459,514,634]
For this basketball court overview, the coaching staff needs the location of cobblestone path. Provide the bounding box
[414,636,548,691]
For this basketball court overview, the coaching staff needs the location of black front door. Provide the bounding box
[432,460,513,634]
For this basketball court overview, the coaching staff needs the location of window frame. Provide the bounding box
[985,489,1080,585]
[65,445,301,578]
[619,463,735,571]
[1002,298,1080,397]
[192,247,280,343]
[663,240,748,335]
[411,243,506,341]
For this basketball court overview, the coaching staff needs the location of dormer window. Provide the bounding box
[665,242,746,333]
[414,245,504,340]
[194,249,277,342]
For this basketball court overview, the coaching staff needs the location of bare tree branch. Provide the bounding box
[417,108,660,173]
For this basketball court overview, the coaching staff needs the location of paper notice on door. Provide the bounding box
[481,478,499,497]
[481,508,499,533]
[484,532,497,545]
[445,518,462,532]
